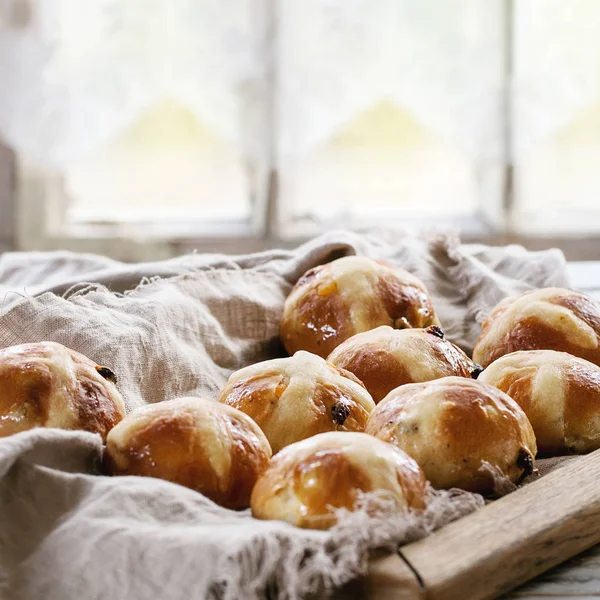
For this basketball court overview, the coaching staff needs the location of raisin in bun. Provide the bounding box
[480,350,600,455]
[366,377,537,493]
[328,325,480,403]
[0,341,125,440]
[250,431,427,529]
[473,288,600,368]
[104,397,271,509]
[217,351,375,454]
[280,256,439,358]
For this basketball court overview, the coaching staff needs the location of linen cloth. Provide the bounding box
[0,230,570,599]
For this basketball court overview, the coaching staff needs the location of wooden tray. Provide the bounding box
[337,448,600,599]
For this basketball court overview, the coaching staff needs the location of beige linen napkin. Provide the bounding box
[0,230,569,599]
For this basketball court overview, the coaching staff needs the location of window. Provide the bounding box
[0,0,599,260]
[276,0,505,237]
[511,0,600,235]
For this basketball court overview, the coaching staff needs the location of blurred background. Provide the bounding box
[0,0,600,261]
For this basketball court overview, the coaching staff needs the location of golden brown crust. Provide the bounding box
[376,274,435,330]
[250,431,427,529]
[474,296,515,351]
[217,351,375,454]
[104,397,272,509]
[328,326,476,403]
[280,256,439,358]
[280,265,354,358]
[480,350,600,455]
[473,288,600,368]
[365,376,537,493]
[552,293,600,333]
[328,363,368,389]
[0,341,125,440]
[564,364,600,453]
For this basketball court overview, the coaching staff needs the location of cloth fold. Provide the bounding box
[0,230,571,599]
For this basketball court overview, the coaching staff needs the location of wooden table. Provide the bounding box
[510,547,600,598]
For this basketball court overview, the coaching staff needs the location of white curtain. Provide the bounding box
[513,0,600,159]
[0,0,597,168]
[0,0,271,166]
[276,0,505,164]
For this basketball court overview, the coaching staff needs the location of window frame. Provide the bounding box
[0,141,14,253]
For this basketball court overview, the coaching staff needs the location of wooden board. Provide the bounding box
[333,553,422,600]
[342,448,600,599]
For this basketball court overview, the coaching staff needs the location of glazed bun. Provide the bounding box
[250,431,427,529]
[479,350,600,455]
[217,351,375,454]
[280,256,439,358]
[366,377,537,493]
[328,325,480,403]
[104,397,271,509]
[0,341,125,440]
[473,287,600,368]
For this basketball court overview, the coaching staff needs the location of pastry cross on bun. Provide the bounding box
[473,287,600,368]
[250,431,427,529]
[0,341,125,440]
[366,377,537,493]
[480,350,600,455]
[280,256,439,358]
[104,397,272,510]
[218,351,375,454]
[328,325,480,403]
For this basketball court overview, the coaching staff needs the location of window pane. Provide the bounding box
[513,0,600,233]
[0,1,270,232]
[276,0,506,229]
[279,102,478,221]
[65,101,251,224]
